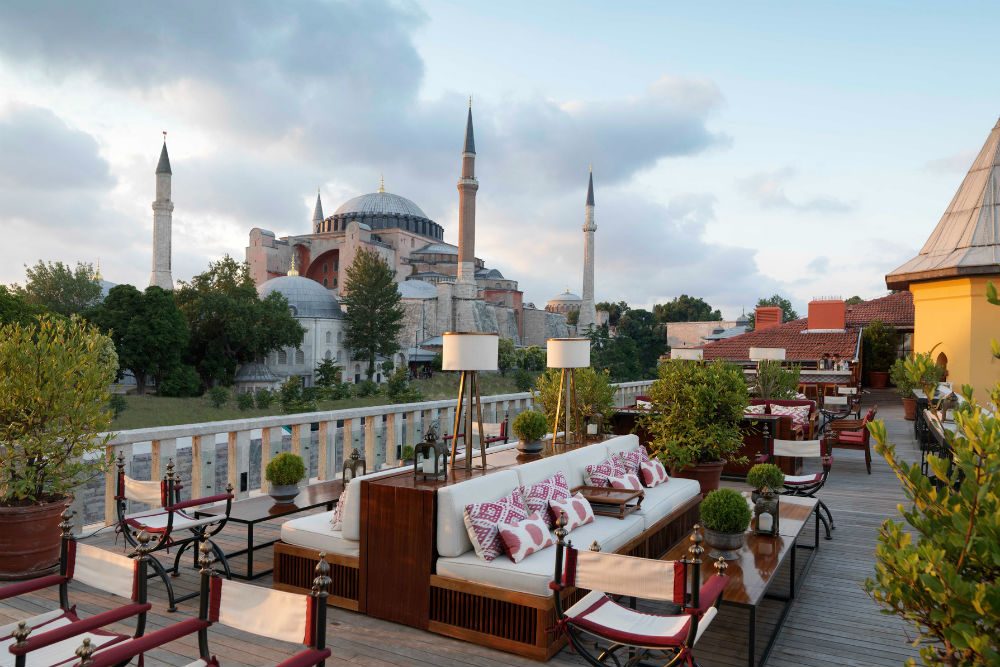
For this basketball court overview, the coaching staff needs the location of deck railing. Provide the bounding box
[80,380,652,528]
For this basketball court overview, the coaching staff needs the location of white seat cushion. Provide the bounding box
[0,608,65,639]
[0,615,125,667]
[564,590,691,649]
[280,511,359,558]
[436,470,522,558]
[126,509,220,532]
[635,478,700,531]
[436,515,644,596]
[515,456,573,490]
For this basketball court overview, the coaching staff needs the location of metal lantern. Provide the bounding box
[753,489,780,536]
[414,431,448,481]
[343,448,366,483]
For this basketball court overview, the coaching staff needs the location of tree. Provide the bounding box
[87,285,188,394]
[175,256,304,386]
[596,300,629,327]
[617,308,666,377]
[653,295,722,323]
[341,248,404,381]
[314,359,343,388]
[497,338,516,376]
[746,294,799,329]
[0,285,46,326]
[566,309,579,326]
[15,260,102,316]
[845,295,864,306]
[588,325,642,381]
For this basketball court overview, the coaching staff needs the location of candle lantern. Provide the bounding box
[343,448,366,483]
[414,430,448,481]
[753,489,780,537]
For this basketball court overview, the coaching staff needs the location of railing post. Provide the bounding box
[317,421,332,480]
[228,430,251,500]
[260,427,283,492]
[150,438,176,482]
[364,416,377,468]
[103,445,118,526]
[342,418,354,461]
[385,413,398,467]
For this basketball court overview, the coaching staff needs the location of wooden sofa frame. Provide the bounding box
[273,543,361,612]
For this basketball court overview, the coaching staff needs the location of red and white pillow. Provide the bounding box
[549,493,595,532]
[520,472,571,528]
[464,489,529,562]
[497,512,555,563]
[770,404,811,430]
[744,403,767,415]
[330,486,350,531]
[621,448,651,476]
[585,455,628,487]
[607,472,643,491]
[640,458,670,487]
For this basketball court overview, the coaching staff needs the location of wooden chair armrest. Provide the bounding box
[829,419,865,431]
[0,574,65,602]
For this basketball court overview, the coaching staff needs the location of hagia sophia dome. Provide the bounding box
[258,274,344,319]
[545,289,583,314]
[316,185,444,241]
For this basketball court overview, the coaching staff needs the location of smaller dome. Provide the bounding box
[399,280,438,299]
[258,275,343,319]
[548,289,582,304]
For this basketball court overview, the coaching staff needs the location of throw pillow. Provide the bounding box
[585,455,628,487]
[521,472,571,528]
[744,403,766,415]
[549,493,595,532]
[607,473,643,491]
[463,489,528,562]
[640,459,670,487]
[330,486,350,531]
[621,447,651,475]
[770,404,811,431]
[497,512,555,563]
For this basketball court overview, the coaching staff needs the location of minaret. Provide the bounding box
[577,167,598,330]
[455,98,479,296]
[312,190,324,232]
[149,135,174,290]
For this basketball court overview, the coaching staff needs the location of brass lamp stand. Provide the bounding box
[451,369,488,472]
[547,338,591,448]
[442,332,499,473]
[551,367,583,447]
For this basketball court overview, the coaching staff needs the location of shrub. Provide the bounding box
[512,410,548,443]
[207,386,229,408]
[386,367,421,403]
[754,360,800,399]
[108,394,128,418]
[236,391,255,411]
[301,386,320,403]
[532,367,615,430]
[158,364,202,397]
[513,368,533,392]
[890,353,944,399]
[355,379,380,397]
[265,452,305,487]
[254,388,274,409]
[746,463,784,492]
[401,444,415,462]
[279,376,316,414]
[700,488,752,534]
[863,319,899,374]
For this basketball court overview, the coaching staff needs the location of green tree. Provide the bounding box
[0,285,46,325]
[653,295,722,323]
[596,300,629,327]
[386,366,421,403]
[341,248,404,381]
[588,325,642,381]
[174,256,304,386]
[87,285,188,395]
[517,345,547,371]
[746,294,799,329]
[314,358,343,388]
[863,319,899,374]
[566,309,579,326]
[845,295,864,306]
[15,260,102,316]
[617,308,666,377]
[497,338,516,376]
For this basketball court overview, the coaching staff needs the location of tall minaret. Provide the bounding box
[312,190,324,232]
[149,135,174,290]
[455,99,479,296]
[577,167,597,330]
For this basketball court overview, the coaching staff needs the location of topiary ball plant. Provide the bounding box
[265,452,306,502]
[512,410,548,455]
[746,463,785,493]
[700,487,753,535]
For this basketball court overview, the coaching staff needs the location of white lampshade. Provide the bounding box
[547,338,590,369]
[749,347,786,361]
[670,348,704,361]
[442,332,499,371]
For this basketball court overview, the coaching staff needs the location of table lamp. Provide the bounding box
[442,332,499,471]
[547,338,591,447]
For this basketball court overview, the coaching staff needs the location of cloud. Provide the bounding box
[923,150,977,174]
[738,167,853,213]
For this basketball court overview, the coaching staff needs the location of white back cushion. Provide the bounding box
[561,443,619,489]
[341,466,409,541]
[604,434,641,459]
[516,456,571,489]
[75,543,136,600]
[436,470,521,557]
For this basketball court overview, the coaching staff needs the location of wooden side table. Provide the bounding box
[572,485,643,519]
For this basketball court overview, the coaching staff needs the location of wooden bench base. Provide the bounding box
[272,542,361,612]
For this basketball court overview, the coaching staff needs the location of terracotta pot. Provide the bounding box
[870,371,889,389]
[671,460,725,496]
[902,397,917,421]
[0,497,68,581]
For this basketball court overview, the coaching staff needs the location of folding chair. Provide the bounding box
[114,454,234,611]
[828,406,878,474]
[836,387,861,419]
[550,517,727,667]
[758,436,835,540]
[2,512,154,667]
[73,542,332,667]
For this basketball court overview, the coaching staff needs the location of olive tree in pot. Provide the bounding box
[642,359,749,495]
[699,488,752,560]
[0,316,117,580]
[532,367,616,438]
[863,320,898,389]
[512,410,547,455]
[265,452,306,504]
[890,353,943,421]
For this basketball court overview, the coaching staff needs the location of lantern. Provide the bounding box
[343,448,366,483]
[753,489,780,537]
[414,431,448,481]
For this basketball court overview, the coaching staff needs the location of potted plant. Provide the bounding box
[512,410,548,455]
[265,452,306,503]
[863,320,898,389]
[531,367,615,438]
[699,488,752,560]
[890,353,943,420]
[642,359,749,495]
[0,317,117,579]
[753,360,800,399]
[746,463,785,501]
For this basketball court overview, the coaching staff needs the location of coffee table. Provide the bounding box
[662,495,819,667]
[196,479,344,580]
[573,485,643,519]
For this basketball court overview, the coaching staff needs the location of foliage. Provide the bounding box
[314,359,343,388]
[265,452,306,486]
[431,353,443,372]
[497,338,516,376]
[386,367,421,403]
[279,376,316,413]
[380,360,395,378]
[0,316,117,504]
[588,307,665,381]
[845,295,864,306]
[401,444,415,462]
[207,386,229,408]
[596,301,629,327]
[512,410,548,443]
[700,488,752,534]
[891,353,944,399]
[354,379,380,397]
[753,360,801,399]
[642,360,749,470]
[108,394,128,418]
[653,295,722,323]
[746,294,798,330]
[516,345,546,371]
[532,367,616,433]
[254,388,275,409]
[513,368,533,392]
[14,260,102,317]
[341,248,404,380]
[175,255,304,386]
[158,364,202,397]
[236,391,255,411]
[746,463,785,492]
[863,319,899,374]
[566,309,579,326]
[0,285,47,326]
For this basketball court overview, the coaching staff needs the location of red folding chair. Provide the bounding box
[550,517,727,667]
[2,512,154,667]
[828,405,878,474]
[72,542,332,667]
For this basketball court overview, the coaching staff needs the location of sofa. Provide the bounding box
[749,398,818,439]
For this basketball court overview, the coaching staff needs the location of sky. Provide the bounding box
[0,1,997,319]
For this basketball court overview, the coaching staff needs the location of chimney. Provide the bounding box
[755,306,783,331]
[807,297,846,331]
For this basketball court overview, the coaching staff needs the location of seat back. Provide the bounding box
[562,549,684,604]
[120,476,166,507]
[210,577,316,645]
[824,395,849,408]
[772,438,827,459]
[71,543,139,601]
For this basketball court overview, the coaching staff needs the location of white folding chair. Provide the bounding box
[759,437,834,539]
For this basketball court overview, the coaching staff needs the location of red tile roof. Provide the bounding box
[845,291,914,328]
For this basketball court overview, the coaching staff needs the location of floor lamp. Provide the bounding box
[547,338,590,447]
[442,332,499,472]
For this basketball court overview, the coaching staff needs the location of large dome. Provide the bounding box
[258,275,343,319]
[334,191,427,218]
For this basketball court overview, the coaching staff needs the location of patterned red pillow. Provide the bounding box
[497,512,555,563]
[622,448,651,475]
[549,492,595,532]
[585,455,628,487]
[463,489,528,562]
[744,403,767,415]
[329,486,350,531]
[607,472,643,491]
[771,404,810,430]
[640,459,670,487]
[520,472,571,528]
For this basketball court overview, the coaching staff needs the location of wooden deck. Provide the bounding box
[1,391,920,666]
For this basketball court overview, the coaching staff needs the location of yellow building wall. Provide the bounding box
[911,276,1000,400]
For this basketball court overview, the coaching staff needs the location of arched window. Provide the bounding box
[326,331,332,344]
[323,278,328,287]
[295,349,305,365]
[337,350,343,361]
[337,331,343,343]
[278,349,288,365]
[324,350,332,360]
